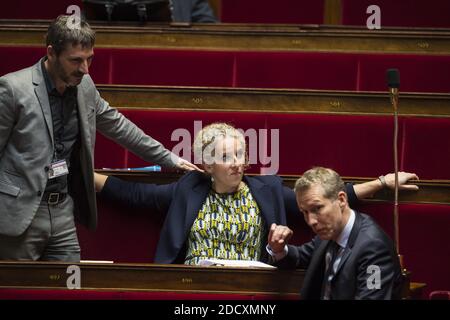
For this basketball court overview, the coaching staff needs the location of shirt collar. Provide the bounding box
[41,57,57,95]
[335,209,355,249]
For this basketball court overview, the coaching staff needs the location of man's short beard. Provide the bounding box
[54,57,76,87]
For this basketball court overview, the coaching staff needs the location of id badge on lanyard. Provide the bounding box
[47,159,69,179]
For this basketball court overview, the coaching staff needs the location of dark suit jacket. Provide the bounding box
[171,0,218,22]
[275,211,402,300]
[101,171,357,264]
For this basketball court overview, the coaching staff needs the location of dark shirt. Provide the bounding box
[41,58,79,193]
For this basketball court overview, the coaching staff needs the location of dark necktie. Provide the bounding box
[322,241,340,300]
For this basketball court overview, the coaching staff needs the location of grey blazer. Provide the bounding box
[0,59,178,237]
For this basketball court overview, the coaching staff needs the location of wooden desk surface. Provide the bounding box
[0,262,426,299]
[0,261,304,296]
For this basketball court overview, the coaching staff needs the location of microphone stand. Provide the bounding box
[390,87,401,264]
[390,85,411,298]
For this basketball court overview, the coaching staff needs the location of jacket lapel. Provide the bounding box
[185,177,211,231]
[244,176,277,225]
[334,212,362,277]
[32,59,54,146]
[76,82,91,150]
[301,239,330,299]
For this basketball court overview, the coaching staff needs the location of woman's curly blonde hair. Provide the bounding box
[193,122,247,166]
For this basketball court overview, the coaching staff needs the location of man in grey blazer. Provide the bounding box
[0,15,198,262]
[267,167,403,299]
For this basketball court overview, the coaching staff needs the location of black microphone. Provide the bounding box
[386,68,400,88]
[386,69,400,105]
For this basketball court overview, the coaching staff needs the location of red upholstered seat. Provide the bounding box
[397,204,450,298]
[0,46,110,84]
[4,47,450,93]
[342,0,450,28]
[234,52,359,91]
[109,49,235,87]
[402,117,450,180]
[89,48,112,84]
[358,54,450,93]
[353,202,396,238]
[93,109,134,170]
[94,133,127,169]
[77,198,164,263]
[0,47,45,76]
[266,113,399,177]
[220,0,325,24]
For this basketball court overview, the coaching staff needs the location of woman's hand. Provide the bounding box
[383,172,420,191]
[94,172,108,192]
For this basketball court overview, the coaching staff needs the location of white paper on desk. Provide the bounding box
[199,258,276,269]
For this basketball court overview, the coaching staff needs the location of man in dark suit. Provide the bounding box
[268,167,402,300]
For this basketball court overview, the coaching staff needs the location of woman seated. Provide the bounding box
[94,123,418,265]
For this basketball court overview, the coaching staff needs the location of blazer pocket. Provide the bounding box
[86,106,96,119]
[0,180,20,197]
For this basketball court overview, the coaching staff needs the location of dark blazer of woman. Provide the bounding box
[101,171,357,264]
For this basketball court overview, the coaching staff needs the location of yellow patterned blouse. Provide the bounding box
[184,183,265,265]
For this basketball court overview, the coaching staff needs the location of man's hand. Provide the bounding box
[177,158,203,172]
[268,223,293,254]
[384,172,419,191]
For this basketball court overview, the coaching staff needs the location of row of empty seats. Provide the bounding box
[2,46,450,93]
[2,0,450,28]
[222,0,450,28]
[94,109,450,180]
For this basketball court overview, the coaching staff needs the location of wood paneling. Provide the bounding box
[0,261,303,295]
[96,171,450,205]
[96,85,450,118]
[1,20,450,54]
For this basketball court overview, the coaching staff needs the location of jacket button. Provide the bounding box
[37,191,42,197]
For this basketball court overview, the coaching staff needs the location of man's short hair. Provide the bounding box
[294,167,346,200]
[46,15,95,56]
